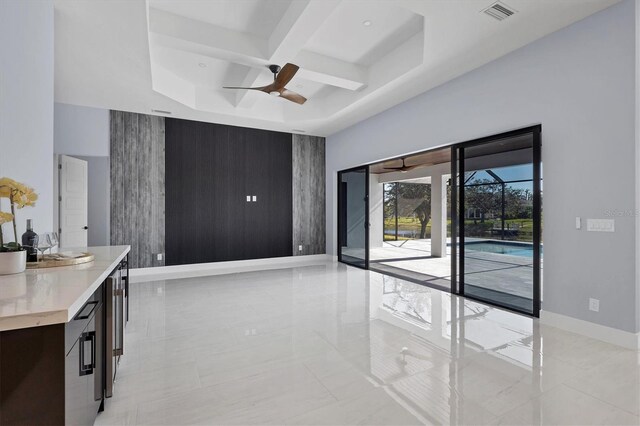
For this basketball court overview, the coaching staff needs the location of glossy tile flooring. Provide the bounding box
[96,262,639,425]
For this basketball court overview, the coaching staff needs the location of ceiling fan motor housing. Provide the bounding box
[268,64,281,75]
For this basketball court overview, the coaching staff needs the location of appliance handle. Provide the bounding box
[116,278,124,355]
[75,300,98,320]
[79,331,94,376]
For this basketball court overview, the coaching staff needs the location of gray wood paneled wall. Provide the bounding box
[292,134,326,255]
[110,111,165,268]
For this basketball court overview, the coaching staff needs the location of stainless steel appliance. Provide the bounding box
[105,263,126,398]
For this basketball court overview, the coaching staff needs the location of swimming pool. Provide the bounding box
[464,241,541,258]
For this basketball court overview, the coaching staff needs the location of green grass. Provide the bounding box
[384,216,539,242]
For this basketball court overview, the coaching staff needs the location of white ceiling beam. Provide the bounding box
[234,0,347,108]
[267,0,340,62]
[295,50,366,91]
[148,8,268,64]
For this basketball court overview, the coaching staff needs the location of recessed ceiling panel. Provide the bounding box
[149,0,292,38]
[152,47,238,89]
[304,0,423,66]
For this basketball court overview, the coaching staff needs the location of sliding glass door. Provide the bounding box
[457,127,542,316]
[336,127,541,317]
[338,166,369,269]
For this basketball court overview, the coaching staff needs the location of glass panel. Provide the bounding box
[462,136,537,314]
[339,168,368,268]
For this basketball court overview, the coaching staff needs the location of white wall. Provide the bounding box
[635,0,640,341]
[54,103,109,156]
[327,1,638,333]
[0,0,54,239]
[54,103,111,247]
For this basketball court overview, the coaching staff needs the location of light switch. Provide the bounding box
[252,195,257,202]
[575,217,581,230]
[586,219,615,232]
[246,196,251,202]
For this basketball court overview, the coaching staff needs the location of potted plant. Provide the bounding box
[0,178,37,275]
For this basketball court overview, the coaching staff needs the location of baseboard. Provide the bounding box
[130,254,333,283]
[540,310,640,350]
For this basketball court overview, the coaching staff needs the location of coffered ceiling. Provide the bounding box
[54,0,618,136]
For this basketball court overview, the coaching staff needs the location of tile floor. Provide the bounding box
[96,261,639,425]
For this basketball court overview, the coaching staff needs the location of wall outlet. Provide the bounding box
[575,217,581,230]
[156,253,163,261]
[586,219,615,232]
[298,245,303,252]
[589,298,600,312]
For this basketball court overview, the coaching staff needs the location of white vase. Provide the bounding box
[0,250,27,275]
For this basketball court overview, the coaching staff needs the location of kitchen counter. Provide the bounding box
[0,245,130,332]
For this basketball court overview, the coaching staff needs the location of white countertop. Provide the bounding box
[0,245,130,332]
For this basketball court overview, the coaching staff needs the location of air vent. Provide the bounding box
[151,109,172,115]
[482,1,516,21]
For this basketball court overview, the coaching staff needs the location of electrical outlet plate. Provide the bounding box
[586,219,614,232]
[156,253,163,261]
[589,298,600,312]
[298,245,303,251]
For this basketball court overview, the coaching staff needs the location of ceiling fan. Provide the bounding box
[223,63,307,105]
[384,157,418,173]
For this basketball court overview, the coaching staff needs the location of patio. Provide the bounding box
[369,239,540,312]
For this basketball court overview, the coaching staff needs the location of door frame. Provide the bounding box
[453,125,542,317]
[337,165,370,270]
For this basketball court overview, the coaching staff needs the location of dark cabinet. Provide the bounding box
[0,257,128,426]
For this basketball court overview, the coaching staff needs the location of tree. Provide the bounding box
[464,180,500,223]
[385,182,432,239]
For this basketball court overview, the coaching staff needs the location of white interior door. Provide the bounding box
[59,155,88,248]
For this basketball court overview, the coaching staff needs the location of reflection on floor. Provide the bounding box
[96,262,638,425]
[370,240,537,312]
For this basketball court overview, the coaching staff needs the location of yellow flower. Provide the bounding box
[12,187,37,208]
[0,177,18,198]
[0,212,14,225]
[0,178,37,208]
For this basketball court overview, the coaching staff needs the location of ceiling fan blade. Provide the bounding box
[222,86,265,91]
[273,63,299,90]
[280,89,307,105]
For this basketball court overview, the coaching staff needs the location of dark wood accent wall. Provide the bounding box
[165,118,293,265]
[292,134,326,255]
[110,111,165,269]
